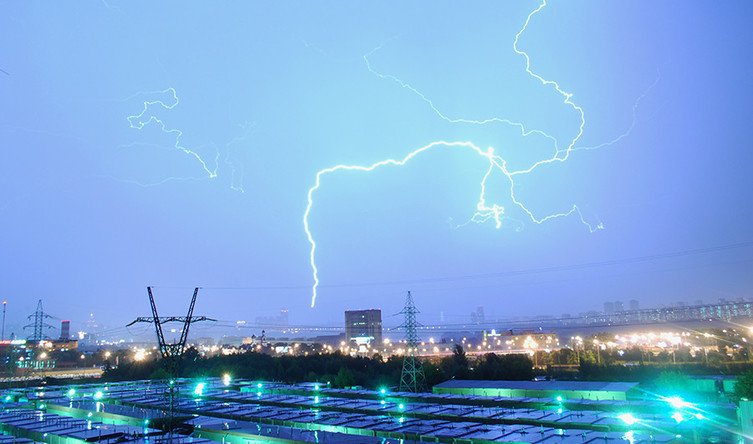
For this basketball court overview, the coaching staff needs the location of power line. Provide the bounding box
[152,240,753,292]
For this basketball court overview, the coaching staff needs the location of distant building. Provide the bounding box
[629,299,639,311]
[344,309,382,345]
[614,301,624,312]
[59,320,70,341]
[255,309,290,327]
[470,306,485,325]
[603,302,615,314]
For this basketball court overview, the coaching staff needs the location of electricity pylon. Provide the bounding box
[398,291,426,392]
[23,300,55,342]
[127,287,214,374]
[127,286,214,442]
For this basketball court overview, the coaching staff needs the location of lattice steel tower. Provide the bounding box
[24,299,55,342]
[127,287,214,374]
[398,291,426,392]
[127,287,214,443]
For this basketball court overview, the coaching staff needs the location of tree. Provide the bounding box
[334,367,356,388]
[735,370,753,401]
[453,344,468,368]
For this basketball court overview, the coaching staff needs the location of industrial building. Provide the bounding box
[344,309,382,345]
[433,380,642,401]
[0,377,736,443]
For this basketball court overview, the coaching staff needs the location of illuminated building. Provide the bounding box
[344,309,382,345]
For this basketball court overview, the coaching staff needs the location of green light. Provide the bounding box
[87,412,93,418]
[169,380,175,386]
[398,417,404,423]
[93,391,103,400]
[694,413,705,420]
[257,382,263,389]
[666,396,689,409]
[67,388,76,397]
[38,403,46,410]
[144,419,149,426]
[193,382,206,397]
[398,403,405,410]
[618,413,638,425]
[555,395,563,403]
[3,395,11,402]
[380,400,386,405]
[379,388,387,396]
[557,407,563,414]
[314,396,319,404]
[222,374,232,386]
[671,412,684,423]
[256,391,262,397]
[314,383,320,391]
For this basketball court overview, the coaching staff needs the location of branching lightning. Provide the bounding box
[125,87,220,182]
[224,121,257,194]
[304,0,649,307]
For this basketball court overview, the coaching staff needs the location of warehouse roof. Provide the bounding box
[433,379,640,392]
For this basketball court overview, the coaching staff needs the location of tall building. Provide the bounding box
[470,306,485,324]
[59,320,70,341]
[603,301,615,314]
[629,299,640,311]
[345,309,382,345]
[614,301,625,312]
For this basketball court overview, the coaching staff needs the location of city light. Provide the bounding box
[194,382,206,397]
[618,413,638,425]
[67,388,76,397]
[222,373,232,386]
[671,412,684,423]
[665,396,690,409]
[93,391,103,400]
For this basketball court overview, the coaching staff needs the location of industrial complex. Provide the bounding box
[0,376,736,443]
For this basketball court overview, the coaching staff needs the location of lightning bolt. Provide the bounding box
[125,87,220,181]
[224,121,257,194]
[304,0,643,307]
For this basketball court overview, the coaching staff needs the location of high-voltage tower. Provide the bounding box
[398,291,426,392]
[128,286,214,442]
[127,287,214,371]
[24,299,55,342]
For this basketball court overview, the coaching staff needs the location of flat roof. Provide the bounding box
[433,379,640,392]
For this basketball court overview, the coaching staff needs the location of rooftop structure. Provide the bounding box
[433,380,642,401]
[0,377,737,443]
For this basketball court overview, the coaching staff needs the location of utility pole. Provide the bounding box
[128,287,214,442]
[1,300,6,341]
[398,291,426,393]
[23,300,55,342]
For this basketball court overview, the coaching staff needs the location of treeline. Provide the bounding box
[104,345,535,388]
[104,343,753,391]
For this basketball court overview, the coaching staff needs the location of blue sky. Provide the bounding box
[1,1,752,336]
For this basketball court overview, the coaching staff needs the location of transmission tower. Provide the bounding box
[127,287,214,373]
[23,300,55,342]
[127,287,214,442]
[398,291,426,392]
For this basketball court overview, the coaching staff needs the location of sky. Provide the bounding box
[1,1,753,339]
